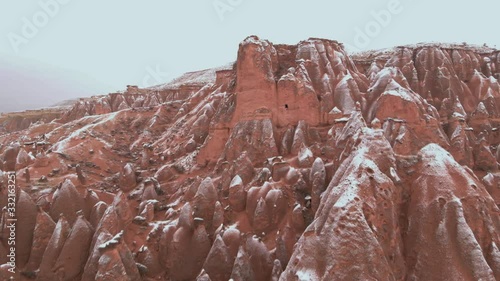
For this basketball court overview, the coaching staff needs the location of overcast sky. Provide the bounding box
[1,0,500,112]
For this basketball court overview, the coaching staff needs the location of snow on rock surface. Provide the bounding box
[0,37,499,281]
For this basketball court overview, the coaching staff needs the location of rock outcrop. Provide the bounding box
[0,37,499,281]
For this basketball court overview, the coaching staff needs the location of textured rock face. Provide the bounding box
[403,144,499,281]
[0,37,499,281]
[281,128,405,280]
[223,119,279,164]
[232,36,368,128]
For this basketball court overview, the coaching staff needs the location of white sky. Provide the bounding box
[1,0,500,111]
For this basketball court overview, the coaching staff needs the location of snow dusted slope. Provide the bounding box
[148,63,234,91]
[0,36,499,281]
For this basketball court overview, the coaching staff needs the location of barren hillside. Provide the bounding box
[0,36,499,281]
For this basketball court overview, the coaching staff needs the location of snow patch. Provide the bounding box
[98,230,124,249]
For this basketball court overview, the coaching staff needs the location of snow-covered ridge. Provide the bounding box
[147,62,234,91]
[350,42,499,62]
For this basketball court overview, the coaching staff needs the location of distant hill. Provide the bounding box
[0,56,112,113]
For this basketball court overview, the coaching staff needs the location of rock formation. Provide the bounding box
[0,37,499,280]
